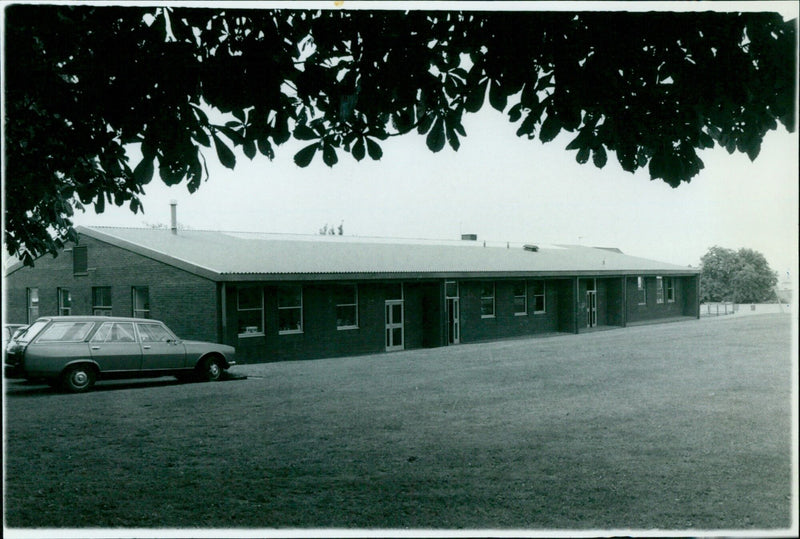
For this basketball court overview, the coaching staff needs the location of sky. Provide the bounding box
[17,0,800,283]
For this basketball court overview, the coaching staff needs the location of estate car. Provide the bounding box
[4,316,236,392]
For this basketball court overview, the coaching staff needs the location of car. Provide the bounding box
[4,316,236,392]
[3,324,28,350]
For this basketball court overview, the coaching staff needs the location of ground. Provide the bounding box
[3,313,794,532]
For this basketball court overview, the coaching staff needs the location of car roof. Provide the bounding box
[35,316,162,324]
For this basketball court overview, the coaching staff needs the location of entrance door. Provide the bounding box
[586,279,597,328]
[447,298,460,344]
[385,300,404,351]
[445,280,460,345]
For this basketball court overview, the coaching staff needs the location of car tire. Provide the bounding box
[61,364,96,393]
[197,356,223,382]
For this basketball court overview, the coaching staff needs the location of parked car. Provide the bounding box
[4,316,236,392]
[3,324,28,350]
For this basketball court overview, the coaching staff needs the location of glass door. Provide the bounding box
[445,280,460,344]
[385,300,404,351]
[586,279,597,328]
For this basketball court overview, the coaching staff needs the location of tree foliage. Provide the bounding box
[699,246,778,303]
[4,5,796,265]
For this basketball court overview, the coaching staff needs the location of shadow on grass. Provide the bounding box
[4,372,247,398]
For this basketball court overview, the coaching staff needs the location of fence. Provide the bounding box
[700,302,736,317]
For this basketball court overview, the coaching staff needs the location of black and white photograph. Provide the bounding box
[2,1,797,537]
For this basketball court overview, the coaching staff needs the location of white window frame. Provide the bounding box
[532,280,546,314]
[27,288,39,323]
[237,286,264,337]
[132,286,150,319]
[512,281,527,316]
[278,285,303,335]
[58,288,72,316]
[666,277,675,303]
[637,276,647,305]
[480,282,495,319]
[336,285,359,330]
[92,286,112,316]
[656,276,664,304]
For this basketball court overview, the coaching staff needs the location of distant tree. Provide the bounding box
[700,246,778,303]
[319,222,344,235]
[4,6,796,265]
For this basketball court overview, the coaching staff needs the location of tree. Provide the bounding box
[319,222,344,235]
[4,6,796,265]
[699,246,778,303]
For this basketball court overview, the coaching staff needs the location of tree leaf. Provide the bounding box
[592,146,608,168]
[212,134,236,169]
[132,157,154,185]
[465,77,487,113]
[257,138,275,159]
[488,79,507,112]
[576,146,590,164]
[294,124,318,141]
[243,139,256,160]
[366,138,383,160]
[352,137,366,161]
[322,144,338,167]
[539,114,561,143]
[426,117,446,152]
[293,143,318,167]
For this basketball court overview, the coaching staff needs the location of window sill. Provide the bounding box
[514,312,527,317]
[337,326,359,331]
[534,310,546,315]
[279,330,303,336]
[238,332,265,338]
[481,315,495,319]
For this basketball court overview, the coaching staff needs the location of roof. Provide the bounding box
[47,226,699,282]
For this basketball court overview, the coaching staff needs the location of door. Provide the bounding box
[136,322,187,370]
[586,279,597,328]
[385,300,404,351]
[89,321,142,371]
[447,298,460,344]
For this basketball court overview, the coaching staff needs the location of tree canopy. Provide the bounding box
[699,246,778,303]
[4,5,796,265]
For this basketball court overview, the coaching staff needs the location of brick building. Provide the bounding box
[4,226,700,363]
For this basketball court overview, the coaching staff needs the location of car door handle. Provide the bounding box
[91,346,100,350]
[142,345,151,350]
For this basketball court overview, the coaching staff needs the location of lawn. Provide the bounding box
[3,313,795,532]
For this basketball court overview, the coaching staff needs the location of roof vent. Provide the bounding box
[461,234,478,241]
[523,244,539,252]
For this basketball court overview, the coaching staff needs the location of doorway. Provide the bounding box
[445,280,460,345]
[385,300,404,351]
[586,279,597,328]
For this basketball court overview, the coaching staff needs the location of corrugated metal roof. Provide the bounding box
[75,226,698,281]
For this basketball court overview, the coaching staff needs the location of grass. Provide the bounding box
[3,313,794,531]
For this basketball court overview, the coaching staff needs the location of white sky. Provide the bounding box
[8,0,796,280]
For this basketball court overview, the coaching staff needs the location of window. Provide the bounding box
[334,285,358,330]
[237,286,264,336]
[58,288,72,315]
[27,288,39,323]
[132,287,150,318]
[38,321,94,343]
[512,281,527,315]
[73,245,88,275]
[636,277,647,305]
[137,323,174,342]
[656,276,664,304]
[532,280,546,313]
[92,287,112,316]
[91,322,136,343]
[480,282,495,318]
[278,285,303,334]
[666,277,675,303]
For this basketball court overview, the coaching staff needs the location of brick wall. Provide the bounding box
[4,235,219,342]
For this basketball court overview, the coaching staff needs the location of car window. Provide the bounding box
[91,322,136,343]
[137,323,173,342]
[36,322,94,343]
[14,320,48,343]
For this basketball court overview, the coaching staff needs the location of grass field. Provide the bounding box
[3,313,795,532]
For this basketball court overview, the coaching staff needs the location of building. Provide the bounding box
[4,226,700,363]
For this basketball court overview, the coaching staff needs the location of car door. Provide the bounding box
[136,322,187,370]
[89,321,142,372]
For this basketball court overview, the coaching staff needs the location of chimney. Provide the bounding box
[170,200,177,235]
[461,234,477,241]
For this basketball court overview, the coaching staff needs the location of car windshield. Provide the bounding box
[14,320,48,343]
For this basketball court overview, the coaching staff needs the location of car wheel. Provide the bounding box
[198,356,223,382]
[61,365,96,393]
